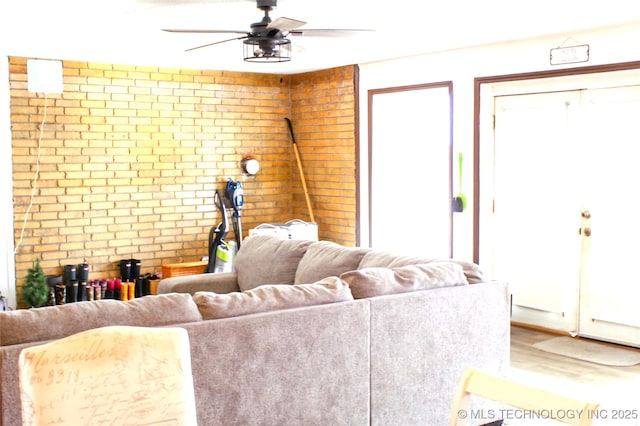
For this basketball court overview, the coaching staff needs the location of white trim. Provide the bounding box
[0,54,16,309]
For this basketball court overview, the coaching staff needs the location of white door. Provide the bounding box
[370,86,452,258]
[577,85,640,346]
[489,83,640,346]
[492,91,583,333]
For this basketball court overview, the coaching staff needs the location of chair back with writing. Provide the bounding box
[19,325,197,425]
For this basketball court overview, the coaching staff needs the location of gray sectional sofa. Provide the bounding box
[0,235,510,425]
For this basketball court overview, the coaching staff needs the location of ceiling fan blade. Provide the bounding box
[163,29,248,35]
[185,35,249,52]
[268,17,306,32]
[290,28,374,37]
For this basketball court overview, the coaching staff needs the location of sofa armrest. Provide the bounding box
[158,272,240,295]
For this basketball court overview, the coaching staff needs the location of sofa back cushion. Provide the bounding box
[294,241,371,284]
[234,235,314,291]
[0,293,202,347]
[193,276,353,320]
[358,250,484,283]
[340,262,469,299]
[358,251,434,269]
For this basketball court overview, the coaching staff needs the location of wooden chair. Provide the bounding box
[450,368,599,426]
[19,325,197,425]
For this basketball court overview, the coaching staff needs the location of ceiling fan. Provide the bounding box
[163,0,372,62]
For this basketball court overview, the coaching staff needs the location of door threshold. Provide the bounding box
[512,322,640,352]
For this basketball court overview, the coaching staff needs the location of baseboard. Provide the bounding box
[510,321,569,336]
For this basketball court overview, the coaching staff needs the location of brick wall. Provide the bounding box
[290,67,357,245]
[9,57,357,305]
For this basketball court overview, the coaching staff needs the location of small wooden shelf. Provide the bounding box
[162,261,207,279]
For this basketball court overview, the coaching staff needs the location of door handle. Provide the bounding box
[580,210,591,236]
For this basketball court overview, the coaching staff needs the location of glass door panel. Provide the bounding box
[370,85,452,258]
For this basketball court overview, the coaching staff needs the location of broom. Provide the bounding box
[285,118,315,223]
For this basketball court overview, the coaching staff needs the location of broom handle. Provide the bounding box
[285,118,315,223]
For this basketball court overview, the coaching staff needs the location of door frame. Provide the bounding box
[472,60,640,264]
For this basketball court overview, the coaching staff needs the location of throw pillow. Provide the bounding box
[193,276,353,320]
[294,240,371,284]
[448,259,484,283]
[340,262,468,299]
[358,250,484,283]
[234,235,314,291]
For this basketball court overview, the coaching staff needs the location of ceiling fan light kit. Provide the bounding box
[243,37,291,62]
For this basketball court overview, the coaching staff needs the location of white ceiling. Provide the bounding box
[3,0,640,74]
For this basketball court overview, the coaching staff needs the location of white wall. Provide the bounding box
[0,53,17,308]
[358,21,640,260]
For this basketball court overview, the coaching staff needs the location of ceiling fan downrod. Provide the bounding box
[253,0,277,31]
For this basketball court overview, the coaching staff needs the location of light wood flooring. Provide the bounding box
[509,325,640,408]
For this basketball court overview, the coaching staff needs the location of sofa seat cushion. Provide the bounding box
[0,293,202,347]
[294,240,371,284]
[234,235,314,291]
[340,262,468,299]
[358,250,484,283]
[193,276,353,320]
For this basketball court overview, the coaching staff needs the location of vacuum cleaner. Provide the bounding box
[225,178,244,250]
[206,190,230,273]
